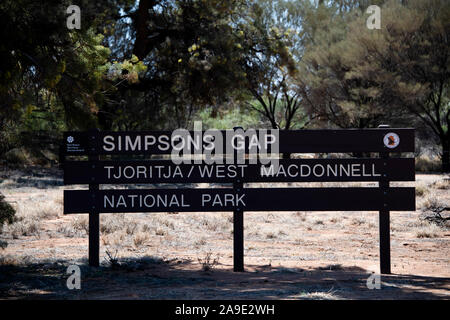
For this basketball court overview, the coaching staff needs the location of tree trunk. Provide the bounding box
[442,136,450,173]
[133,0,154,60]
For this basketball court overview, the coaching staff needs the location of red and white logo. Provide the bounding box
[383,133,400,149]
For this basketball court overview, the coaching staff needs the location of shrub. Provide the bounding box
[71,216,89,234]
[133,232,149,248]
[431,179,450,190]
[415,155,441,172]
[0,193,16,234]
[415,222,441,238]
[8,218,41,238]
[198,251,219,272]
[415,185,428,197]
[422,194,447,213]
[3,148,31,166]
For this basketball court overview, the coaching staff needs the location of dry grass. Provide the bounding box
[329,217,341,224]
[415,155,441,172]
[293,290,338,300]
[415,185,429,197]
[126,221,138,235]
[18,200,60,220]
[199,217,228,232]
[3,203,42,239]
[415,222,442,238]
[133,232,150,248]
[422,194,447,213]
[0,254,32,266]
[100,214,128,235]
[431,179,450,190]
[197,251,219,272]
[351,216,366,226]
[155,228,166,236]
[8,218,41,239]
[141,224,152,233]
[71,216,89,234]
[194,238,207,248]
[293,212,307,222]
[266,232,277,239]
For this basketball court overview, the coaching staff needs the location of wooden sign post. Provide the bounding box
[61,128,415,273]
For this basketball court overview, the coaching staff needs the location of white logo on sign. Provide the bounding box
[383,133,400,149]
[67,136,74,143]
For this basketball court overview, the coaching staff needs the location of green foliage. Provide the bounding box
[195,104,262,130]
[297,0,449,170]
[0,0,449,170]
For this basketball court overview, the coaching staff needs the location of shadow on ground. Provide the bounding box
[0,256,448,300]
[0,167,63,189]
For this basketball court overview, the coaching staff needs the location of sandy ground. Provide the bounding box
[0,167,449,299]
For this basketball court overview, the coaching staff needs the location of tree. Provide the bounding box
[243,0,313,130]
[100,0,271,129]
[367,0,450,172]
[1,0,291,154]
[295,0,395,129]
[298,0,449,171]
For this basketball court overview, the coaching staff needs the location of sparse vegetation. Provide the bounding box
[7,218,41,239]
[72,217,89,234]
[351,216,366,226]
[155,228,166,236]
[194,238,207,248]
[415,185,429,197]
[266,232,277,239]
[294,290,338,300]
[294,212,307,222]
[415,222,442,238]
[0,171,449,299]
[422,194,448,216]
[198,251,219,272]
[0,193,16,232]
[431,179,450,190]
[329,217,341,224]
[415,155,442,173]
[104,249,120,268]
[100,215,127,235]
[133,232,149,248]
[126,222,138,235]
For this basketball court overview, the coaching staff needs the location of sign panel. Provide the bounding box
[64,187,415,214]
[61,128,416,272]
[62,128,415,156]
[64,158,415,184]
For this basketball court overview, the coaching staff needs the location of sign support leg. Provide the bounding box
[233,209,244,272]
[89,200,99,267]
[233,181,244,272]
[379,209,390,274]
[88,130,100,267]
[232,127,245,272]
[379,151,391,274]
